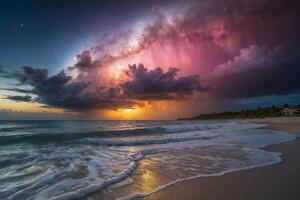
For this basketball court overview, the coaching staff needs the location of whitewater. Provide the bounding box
[0,120,295,200]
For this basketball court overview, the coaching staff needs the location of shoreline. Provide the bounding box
[144,117,300,200]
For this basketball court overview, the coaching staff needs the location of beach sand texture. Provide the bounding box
[144,117,300,200]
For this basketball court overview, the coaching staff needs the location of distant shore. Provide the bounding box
[144,117,300,200]
[178,105,299,120]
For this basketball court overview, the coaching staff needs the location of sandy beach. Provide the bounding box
[2,118,299,200]
[144,117,300,200]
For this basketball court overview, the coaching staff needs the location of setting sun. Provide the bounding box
[105,107,143,120]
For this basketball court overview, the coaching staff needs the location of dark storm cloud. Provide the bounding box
[6,67,88,109]
[120,64,208,100]
[12,66,48,85]
[1,88,33,93]
[211,44,300,98]
[4,66,139,110]
[6,95,32,102]
[5,64,207,110]
[2,0,300,113]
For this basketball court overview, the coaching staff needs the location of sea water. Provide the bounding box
[0,120,295,200]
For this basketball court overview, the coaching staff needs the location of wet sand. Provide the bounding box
[144,117,300,200]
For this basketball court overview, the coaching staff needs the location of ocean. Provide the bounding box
[0,120,295,200]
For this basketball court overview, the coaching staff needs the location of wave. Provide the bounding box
[5,153,143,200]
[44,154,143,200]
[0,122,229,145]
[0,129,151,145]
[82,133,219,146]
[0,121,296,200]
[156,123,223,133]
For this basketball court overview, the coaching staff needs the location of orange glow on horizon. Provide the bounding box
[99,100,204,120]
[1,95,208,120]
[0,99,65,114]
[104,102,151,120]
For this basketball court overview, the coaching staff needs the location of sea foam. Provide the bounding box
[0,121,295,200]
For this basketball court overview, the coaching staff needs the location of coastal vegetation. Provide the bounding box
[179,105,295,120]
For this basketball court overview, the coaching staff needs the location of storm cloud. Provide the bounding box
[6,95,33,102]
[12,66,48,85]
[2,88,33,94]
[1,0,300,114]
[4,64,206,110]
[69,50,102,71]
[121,64,208,100]
[85,0,300,75]
[211,44,300,98]
[6,67,135,110]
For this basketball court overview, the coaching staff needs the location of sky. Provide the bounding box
[0,0,300,120]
